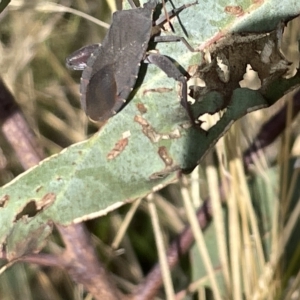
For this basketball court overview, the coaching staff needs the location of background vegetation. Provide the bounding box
[0,0,299,299]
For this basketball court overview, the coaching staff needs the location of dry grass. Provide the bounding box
[0,1,299,299]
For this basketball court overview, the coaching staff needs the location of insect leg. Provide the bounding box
[153,1,198,27]
[127,0,137,8]
[153,35,196,52]
[145,53,194,123]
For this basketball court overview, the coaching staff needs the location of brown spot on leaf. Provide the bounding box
[134,115,182,142]
[149,147,178,180]
[107,138,129,160]
[149,165,180,180]
[0,194,9,208]
[158,146,173,166]
[142,87,173,95]
[136,102,147,114]
[134,115,161,143]
[38,193,56,210]
[35,186,43,193]
[134,115,149,126]
[224,5,244,17]
[252,0,264,5]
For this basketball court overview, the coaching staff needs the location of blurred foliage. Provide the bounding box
[0,0,299,299]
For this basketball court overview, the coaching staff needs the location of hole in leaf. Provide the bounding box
[239,64,261,90]
[15,201,39,221]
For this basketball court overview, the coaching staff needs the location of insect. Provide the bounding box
[66,0,197,122]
